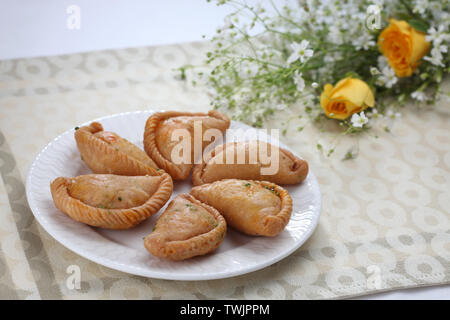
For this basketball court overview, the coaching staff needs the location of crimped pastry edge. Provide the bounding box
[143,110,230,180]
[50,173,173,229]
[252,180,293,237]
[190,179,293,237]
[75,122,161,176]
[191,141,308,186]
[143,193,227,261]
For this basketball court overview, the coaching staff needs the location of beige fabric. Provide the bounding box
[0,42,448,299]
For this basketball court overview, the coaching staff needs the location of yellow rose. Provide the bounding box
[378,19,430,77]
[320,77,375,120]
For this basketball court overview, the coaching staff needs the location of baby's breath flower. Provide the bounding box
[377,56,389,70]
[293,71,305,91]
[413,0,429,14]
[368,108,381,118]
[386,110,401,119]
[181,0,449,158]
[426,25,450,45]
[353,33,375,50]
[287,40,314,64]
[379,66,398,88]
[411,90,428,101]
[424,47,446,66]
[370,67,380,75]
[351,111,369,128]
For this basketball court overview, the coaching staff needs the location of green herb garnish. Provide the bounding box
[264,185,280,196]
[186,203,197,211]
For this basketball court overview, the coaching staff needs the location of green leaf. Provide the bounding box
[393,12,412,21]
[408,19,430,33]
[344,71,361,79]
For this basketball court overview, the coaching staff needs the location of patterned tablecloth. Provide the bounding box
[0,41,449,299]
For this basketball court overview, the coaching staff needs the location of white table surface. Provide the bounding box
[0,0,448,300]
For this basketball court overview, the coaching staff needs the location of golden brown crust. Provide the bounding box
[75,122,161,176]
[143,110,230,180]
[50,173,173,229]
[190,179,292,237]
[191,141,308,186]
[144,194,227,261]
[252,180,293,236]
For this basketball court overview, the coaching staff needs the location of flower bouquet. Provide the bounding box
[180,0,449,157]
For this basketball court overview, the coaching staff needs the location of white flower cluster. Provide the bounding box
[424,25,450,67]
[351,108,401,129]
[196,0,449,136]
[306,0,377,50]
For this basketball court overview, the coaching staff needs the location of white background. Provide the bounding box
[0,0,448,300]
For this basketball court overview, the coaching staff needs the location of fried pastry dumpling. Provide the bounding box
[192,140,308,186]
[190,179,292,237]
[50,173,173,229]
[75,122,160,176]
[144,194,226,260]
[143,110,230,180]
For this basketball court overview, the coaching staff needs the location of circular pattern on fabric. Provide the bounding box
[386,227,426,254]
[404,254,445,283]
[124,63,159,82]
[325,267,366,295]
[411,206,449,233]
[375,158,414,182]
[359,137,396,159]
[430,233,450,262]
[425,128,450,151]
[243,280,286,299]
[85,53,119,73]
[292,285,335,299]
[313,168,343,192]
[437,191,450,214]
[331,155,372,177]
[355,242,397,272]
[392,181,431,207]
[116,47,149,62]
[337,218,378,243]
[419,167,450,191]
[366,200,407,227]
[309,239,350,266]
[350,177,389,201]
[48,54,83,69]
[401,144,439,167]
[278,256,319,286]
[16,59,51,80]
[0,60,14,73]
[391,122,422,144]
[110,278,152,299]
[323,193,360,218]
[152,45,187,69]
[195,278,240,298]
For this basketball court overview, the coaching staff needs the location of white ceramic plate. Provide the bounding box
[26,111,321,280]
